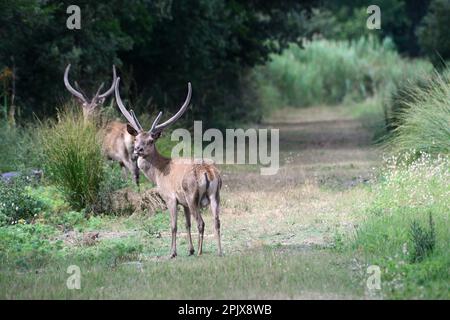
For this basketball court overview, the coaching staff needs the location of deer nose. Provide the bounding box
[134,146,143,154]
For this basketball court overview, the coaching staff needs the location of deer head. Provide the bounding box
[114,77,192,158]
[64,64,117,118]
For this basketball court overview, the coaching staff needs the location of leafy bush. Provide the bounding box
[0,178,45,226]
[409,212,436,263]
[253,37,432,111]
[0,223,61,269]
[387,70,450,158]
[39,106,105,210]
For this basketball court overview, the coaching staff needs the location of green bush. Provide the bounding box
[387,70,450,158]
[0,178,45,226]
[409,212,436,263]
[252,37,432,111]
[39,106,105,211]
[0,223,61,269]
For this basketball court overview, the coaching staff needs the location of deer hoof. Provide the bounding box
[189,249,195,256]
[169,252,177,259]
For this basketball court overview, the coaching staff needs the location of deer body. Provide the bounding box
[138,150,222,257]
[115,78,223,257]
[102,121,139,185]
[64,64,139,185]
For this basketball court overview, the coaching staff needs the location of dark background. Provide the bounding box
[0,0,448,128]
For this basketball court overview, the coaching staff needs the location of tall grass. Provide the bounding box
[387,70,450,158]
[39,106,105,210]
[253,37,432,111]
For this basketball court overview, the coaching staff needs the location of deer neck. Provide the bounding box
[140,147,171,183]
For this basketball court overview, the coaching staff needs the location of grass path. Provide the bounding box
[218,106,379,254]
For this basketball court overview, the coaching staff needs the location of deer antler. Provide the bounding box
[64,64,88,104]
[115,78,192,135]
[150,82,192,134]
[64,64,117,105]
[114,77,143,132]
[98,65,117,100]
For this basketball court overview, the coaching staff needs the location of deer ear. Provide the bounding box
[127,124,138,136]
[151,129,162,140]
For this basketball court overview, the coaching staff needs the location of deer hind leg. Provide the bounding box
[183,206,195,255]
[167,199,178,259]
[188,201,204,256]
[210,191,223,256]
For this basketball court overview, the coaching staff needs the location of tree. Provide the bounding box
[417,0,450,67]
[0,0,316,127]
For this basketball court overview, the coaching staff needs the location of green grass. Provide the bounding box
[347,155,450,299]
[0,246,363,299]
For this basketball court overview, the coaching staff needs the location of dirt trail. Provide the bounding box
[219,106,380,252]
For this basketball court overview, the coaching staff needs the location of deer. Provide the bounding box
[64,64,139,186]
[115,77,223,258]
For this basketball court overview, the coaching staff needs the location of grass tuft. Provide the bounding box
[39,106,105,211]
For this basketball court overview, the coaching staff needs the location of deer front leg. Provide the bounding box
[183,206,195,255]
[167,199,178,259]
[132,160,140,188]
[131,154,140,187]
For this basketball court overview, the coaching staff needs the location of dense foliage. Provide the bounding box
[416,0,450,66]
[0,0,315,128]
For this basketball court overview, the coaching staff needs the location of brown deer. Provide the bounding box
[115,78,223,258]
[64,64,139,185]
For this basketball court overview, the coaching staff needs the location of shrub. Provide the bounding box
[0,178,45,226]
[0,223,61,269]
[387,70,450,158]
[409,212,436,263]
[39,106,105,210]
